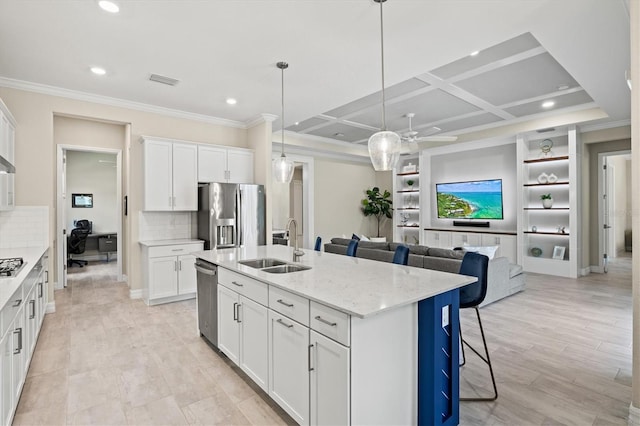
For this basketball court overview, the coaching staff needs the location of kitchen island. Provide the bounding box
[195,245,475,425]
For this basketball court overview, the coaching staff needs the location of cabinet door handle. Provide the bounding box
[236,304,241,323]
[308,344,314,372]
[12,299,22,308]
[315,316,337,327]
[45,270,49,283]
[171,248,184,252]
[29,300,35,319]
[13,328,22,355]
[233,302,238,321]
[179,261,182,271]
[38,282,43,298]
[277,299,294,308]
[276,318,293,328]
[231,281,243,287]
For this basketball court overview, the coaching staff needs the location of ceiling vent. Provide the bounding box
[149,74,179,86]
[536,127,556,133]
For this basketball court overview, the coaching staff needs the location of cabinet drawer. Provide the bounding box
[147,243,202,258]
[269,287,309,326]
[1,284,24,337]
[310,302,350,346]
[219,268,268,306]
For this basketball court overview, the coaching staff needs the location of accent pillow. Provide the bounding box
[351,234,361,241]
[463,245,499,260]
[360,235,370,241]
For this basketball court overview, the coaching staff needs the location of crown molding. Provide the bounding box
[578,118,631,133]
[0,76,247,129]
[246,113,278,128]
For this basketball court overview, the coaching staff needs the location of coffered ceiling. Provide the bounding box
[0,0,631,147]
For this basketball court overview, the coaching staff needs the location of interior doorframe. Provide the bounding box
[597,150,631,273]
[56,144,123,287]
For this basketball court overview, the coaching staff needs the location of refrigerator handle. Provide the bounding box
[237,187,243,247]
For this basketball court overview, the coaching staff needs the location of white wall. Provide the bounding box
[609,155,630,255]
[65,151,117,233]
[0,206,49,249]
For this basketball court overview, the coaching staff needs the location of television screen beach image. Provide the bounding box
[436,179,503,219]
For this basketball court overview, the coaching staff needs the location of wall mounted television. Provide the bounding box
[436,179,503,220]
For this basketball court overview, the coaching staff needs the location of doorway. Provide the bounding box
[598,150,632,273]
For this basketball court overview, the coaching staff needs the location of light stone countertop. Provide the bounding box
[0,246,48,311]
[194,245,476,319]
[139,239,204,247]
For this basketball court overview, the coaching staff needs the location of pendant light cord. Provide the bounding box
[379,0,387,131]
[281,64,285,156]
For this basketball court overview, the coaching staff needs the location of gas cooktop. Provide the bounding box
[0,258,26,278]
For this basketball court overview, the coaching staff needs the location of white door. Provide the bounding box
[217,285,240,365]
[61,150,68,288]
[239,296,269,392]
[25,286,37,360]
[310,330,350,426]
[12,310,25,404]
[268,310,309,425]
[148,257,178,299]
[603,158,613,271]
[177,254,197,295]
[143,139,173,211]
[172,143,198,210]
[1,328,13,426]
[197,145,228,183]
[227,150,254,183]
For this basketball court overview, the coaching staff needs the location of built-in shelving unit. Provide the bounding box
[393,156,421,244]
[517,127,580,278]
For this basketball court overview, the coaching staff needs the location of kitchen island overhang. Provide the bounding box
[195,245,475,425]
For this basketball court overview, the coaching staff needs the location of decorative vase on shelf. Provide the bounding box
[541,194,553,209]
[547,173,558,183]
[537,172,548,184]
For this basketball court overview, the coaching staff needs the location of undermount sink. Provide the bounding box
[239,258,288,269]
[262,264,311,274]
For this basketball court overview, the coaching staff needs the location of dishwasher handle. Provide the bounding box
[194,264,217,276]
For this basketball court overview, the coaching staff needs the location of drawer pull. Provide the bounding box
[308,344,314,372]
[315,316,337,327]
[29,300,35,319]
[12,299,22,308]
[13,328,22,355]
[231,281,244,287]
[233,302,238,321]
[276,318,293,328]
[171,249,184,252]
[277,299,294,308]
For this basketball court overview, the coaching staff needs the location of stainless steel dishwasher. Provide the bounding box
[195,259,218,347]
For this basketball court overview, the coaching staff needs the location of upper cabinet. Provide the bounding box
[142,137,198,211]
[517,126,580,278]
[0,98,16,211]
[198,145,254,183]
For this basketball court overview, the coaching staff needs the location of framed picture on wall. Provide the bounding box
[552,245,566,260]
[72,193,93,208]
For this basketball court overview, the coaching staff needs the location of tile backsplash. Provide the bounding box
[138,211,195,241]
[0,206,49,249]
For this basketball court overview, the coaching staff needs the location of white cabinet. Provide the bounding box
[0,326,13,426]
[142,138,198,211]
[0,99,16,211]
[217,272,269,392]
[393,156,421,244]
[198,145,254,183]
[424,229,452,248]
[310,330,350,426]
[141,242,204,305]
[268,310,310,425]
[424,229,517,262]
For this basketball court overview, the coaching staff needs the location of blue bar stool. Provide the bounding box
[392,245,410,265]
[346,240,358,257]
[458,251,497,401]
[314,236,322,251]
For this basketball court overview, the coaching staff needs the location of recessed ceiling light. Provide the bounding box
[90,66,106,76]
[469,51,480,57]
[98,1,119,13]
[294,122,299,126]
[542,100,555,109]
[226,98,237,105]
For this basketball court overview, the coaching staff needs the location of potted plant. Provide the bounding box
[361,187,393,241]
[406,179,415,190]
[541,193,553,209]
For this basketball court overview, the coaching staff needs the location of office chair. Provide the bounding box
[314,237,322,251]
[392,245,410,265]
[458,251,497,401]
[346,240,358,257]
[67,228,89,267]
[75,219,92,233]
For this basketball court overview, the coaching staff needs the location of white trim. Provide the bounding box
[579,119,631,133]
[247,113,278,128]
[274,142,371,165]
[630,403,640,426]
[580,266,593,276]
[122,274,128,283]
[53,280,63,290]
[421,135,515,156]
[45,302,56,314]
[0,76,246,129]
[129,289,143,299]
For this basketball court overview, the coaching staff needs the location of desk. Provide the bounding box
[86,232,117,262]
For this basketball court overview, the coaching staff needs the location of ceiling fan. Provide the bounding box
[400,113,457,153]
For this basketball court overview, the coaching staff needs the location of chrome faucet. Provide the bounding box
[286,218,305,261]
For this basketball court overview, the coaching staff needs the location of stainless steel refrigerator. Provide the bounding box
[198,183,266,250]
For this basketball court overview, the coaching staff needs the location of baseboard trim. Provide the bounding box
[629,403,640,425]
[129,289,143,299]
[45,301,56,314]
[580,266,593,276]
[54,280,63,290]
[590,265,605,274]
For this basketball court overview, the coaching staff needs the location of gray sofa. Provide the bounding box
[324,238,525,307]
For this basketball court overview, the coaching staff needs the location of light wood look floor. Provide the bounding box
[14,256,632,425]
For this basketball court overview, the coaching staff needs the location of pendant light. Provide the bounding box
[368,0,401,171]
[272,61,295,184]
